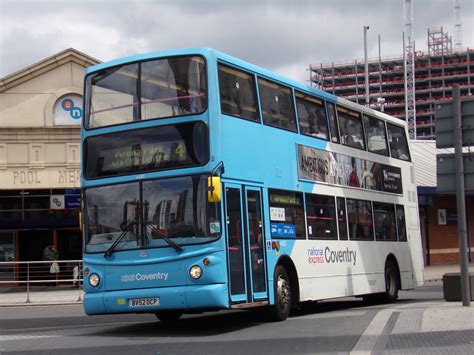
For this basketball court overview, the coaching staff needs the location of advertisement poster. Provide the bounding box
[298,144,402,194]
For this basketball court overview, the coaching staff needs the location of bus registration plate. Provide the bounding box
[129,297,159,307]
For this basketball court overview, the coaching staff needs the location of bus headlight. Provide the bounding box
[88,273,100,287]
[189,265,202,279]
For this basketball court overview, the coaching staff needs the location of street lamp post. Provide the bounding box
[364,25,370,106]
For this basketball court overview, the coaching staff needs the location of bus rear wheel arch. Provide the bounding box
[363,256,400,304]
[383,257,400,303]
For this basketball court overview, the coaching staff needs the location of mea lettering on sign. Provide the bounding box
[58,170,80,184]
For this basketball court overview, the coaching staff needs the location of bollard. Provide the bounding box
[26,263,31,303]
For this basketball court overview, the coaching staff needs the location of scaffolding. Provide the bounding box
[428,27,452,56]
[309,33,473,140]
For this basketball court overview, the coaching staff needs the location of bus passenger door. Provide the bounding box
[224,184,268,304]
[245,187,268,301]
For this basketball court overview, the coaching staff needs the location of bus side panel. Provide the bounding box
[296,240,384,301]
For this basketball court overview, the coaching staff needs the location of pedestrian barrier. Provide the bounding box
[0,260,83,305]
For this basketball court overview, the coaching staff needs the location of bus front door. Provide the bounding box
[225,184,268,304]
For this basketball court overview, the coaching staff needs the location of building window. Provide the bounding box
[269,189,305,239]
[0,189,80,228]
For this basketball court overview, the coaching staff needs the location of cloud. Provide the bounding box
[1,0,472,82]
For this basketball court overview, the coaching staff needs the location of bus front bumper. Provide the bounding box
[84,283,229,315]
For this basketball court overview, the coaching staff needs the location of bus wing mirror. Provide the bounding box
[208,176,221,203]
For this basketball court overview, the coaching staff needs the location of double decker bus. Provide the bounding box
[81,48,423,322]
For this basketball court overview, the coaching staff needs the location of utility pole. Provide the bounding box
[453,85,471,306]
[364,25,370,106]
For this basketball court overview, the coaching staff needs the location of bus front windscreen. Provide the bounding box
[84,175,221,254]
[85,55,207,129]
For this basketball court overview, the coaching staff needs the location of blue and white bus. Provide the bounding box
[81,48,423,322]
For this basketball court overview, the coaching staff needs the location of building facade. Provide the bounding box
[411,141,473,265]
[0,49,99,267]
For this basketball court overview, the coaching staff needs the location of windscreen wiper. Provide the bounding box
[145,223,183,253]
[104,220,137,258]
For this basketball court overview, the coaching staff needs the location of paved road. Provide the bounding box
[0,282,472,354]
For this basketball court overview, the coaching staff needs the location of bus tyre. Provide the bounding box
[383,260,399,303]
[267,265,291,322]
[155,311,182,324]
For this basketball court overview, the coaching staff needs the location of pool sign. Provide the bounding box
[53,94,83,126]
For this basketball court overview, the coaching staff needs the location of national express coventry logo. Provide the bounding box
[61,98,83,120]
[121,272,169,282]
[307,246,357,266]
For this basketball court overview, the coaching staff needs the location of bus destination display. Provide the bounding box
[84,122,208,178]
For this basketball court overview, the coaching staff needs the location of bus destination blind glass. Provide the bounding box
[298,144,402,194]
[105,141,186,170]
[84,122,208,179]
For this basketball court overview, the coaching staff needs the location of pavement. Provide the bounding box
[349,299,474,354]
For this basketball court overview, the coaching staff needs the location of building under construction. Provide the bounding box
[310,28,473,140]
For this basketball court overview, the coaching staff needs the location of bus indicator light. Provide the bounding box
[271,241,280,253]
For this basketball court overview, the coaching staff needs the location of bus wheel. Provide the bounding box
[383,260,399,303]
[267,265,291,322]
[155,311,182,324]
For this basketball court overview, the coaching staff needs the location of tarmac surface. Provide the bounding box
[0,263,473,354]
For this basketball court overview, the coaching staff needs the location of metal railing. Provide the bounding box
[0,260,83,305]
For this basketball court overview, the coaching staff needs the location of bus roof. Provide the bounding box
[86,48,407,128]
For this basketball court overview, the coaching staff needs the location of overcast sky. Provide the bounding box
[0,0,473,83]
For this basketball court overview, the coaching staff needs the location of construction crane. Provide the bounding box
[454,0,462,51]
[403,0,416,140]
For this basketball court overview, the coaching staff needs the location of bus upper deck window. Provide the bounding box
[258,79,297,132]
[363,114,389,156]
[387,123,411,161]
[337,107,366,150]
[296,92,329,141]
[326,103,340,143]
[86,56,207,129]
[218,64,259,122]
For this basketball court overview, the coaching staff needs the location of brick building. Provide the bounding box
[412,141,473,265]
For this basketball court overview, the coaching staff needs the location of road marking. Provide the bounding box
[289,310,368,320]
[349,309,394,355]
[0,321,156,342]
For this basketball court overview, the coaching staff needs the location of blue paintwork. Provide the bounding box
[84,283,229,315]
[82,48,340,314]
[83,246,229,314]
